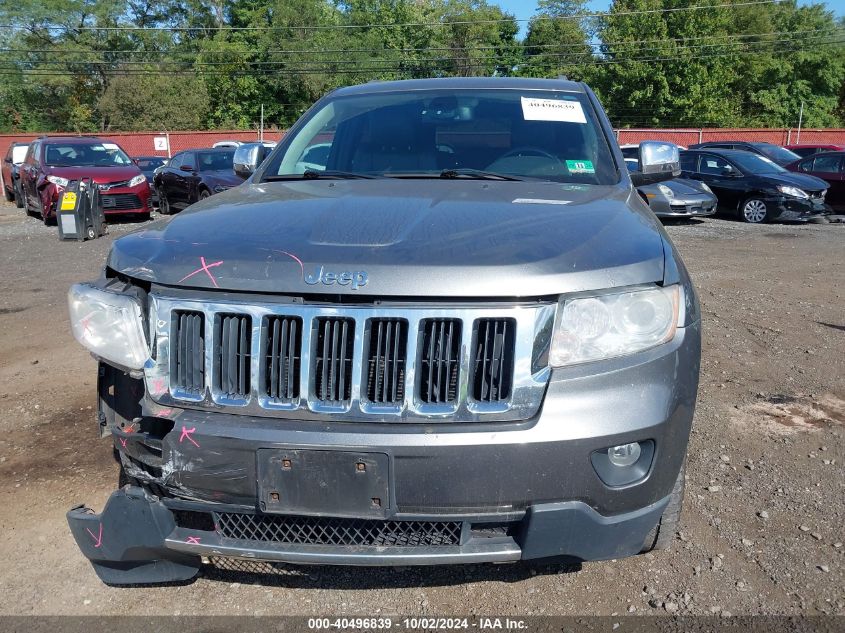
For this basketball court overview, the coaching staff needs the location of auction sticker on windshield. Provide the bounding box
[566,159,595,174]
[521,96,586,123]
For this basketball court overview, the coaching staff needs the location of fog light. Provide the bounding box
[608,442,641,467]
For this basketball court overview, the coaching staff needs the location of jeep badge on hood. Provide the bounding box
[304,265,369,290]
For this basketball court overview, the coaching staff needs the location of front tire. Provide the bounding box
[13,181,23,208]
[199,189,211,200]
[159,188,171,214]
[740,198,768,223]
[3,181,13,202]
[641,462,685,553]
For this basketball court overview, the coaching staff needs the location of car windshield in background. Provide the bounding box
[136,158,165,169]
[44,142,132,167]
[198,151,235,171]
[263,89,618,184]
[755,143,800,164]
[730,152,787,174]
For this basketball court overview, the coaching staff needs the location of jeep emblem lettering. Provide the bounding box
[305,266,368,290]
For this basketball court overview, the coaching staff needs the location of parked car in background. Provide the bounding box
[134,155,167,205]
[2,141,29,208]
[18,136,151,223]
[680,149,830,223]
[787,151,845,211]
[785,144,845,158]
[688,141,800,167]
[621,144,716,219]
[212,140,242,149]
[153,148,240,214]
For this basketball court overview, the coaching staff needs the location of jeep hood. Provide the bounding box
[109,179,667,297]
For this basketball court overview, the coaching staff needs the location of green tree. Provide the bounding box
[519,0,594,80]
[98,73,209,130]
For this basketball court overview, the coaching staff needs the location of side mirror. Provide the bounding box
[630,142,681,186]
[179,164,194,172]
[233,144,263,179]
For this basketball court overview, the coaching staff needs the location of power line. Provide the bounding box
[2,27,837,59]
[3,39,840,78]
[3,34,840,70]
[0,0,782,32]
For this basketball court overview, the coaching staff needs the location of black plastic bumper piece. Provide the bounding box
[66,487,201,585]
[68,486,669,584]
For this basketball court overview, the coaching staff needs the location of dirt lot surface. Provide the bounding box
[0,200,842,617]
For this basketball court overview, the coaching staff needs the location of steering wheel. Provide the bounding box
[497,146,560,162]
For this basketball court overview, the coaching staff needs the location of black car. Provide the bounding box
[688,141,800,167]
[153,148,240,214]
[680,149,831,223]
[134,155,167,205]
[2,141,30,208]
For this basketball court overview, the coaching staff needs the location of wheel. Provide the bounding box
[86,226,96,240]
[641,461,685,553]
[740,198,768,223]
[3,181,13,202]
[159,188,171,214]
[13,181,23,208]
[199,189,211,200]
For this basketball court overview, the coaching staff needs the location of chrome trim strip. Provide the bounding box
[146,296,553,423]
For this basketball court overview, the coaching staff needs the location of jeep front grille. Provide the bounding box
[264,316,301,402]
[314,317,354,405]
[419,318,460,404]
[366,318,407,404]
[170,310,205,396]
[147,298,554,422]
[472,318,516,402]
[216,512,462,547]
[215,314,251,399]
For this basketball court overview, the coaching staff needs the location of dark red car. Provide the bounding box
[19,136,152,223]
[785,144,845,159]
[787,151,845,211]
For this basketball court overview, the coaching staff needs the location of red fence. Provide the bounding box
[3,127,845,162]
[0,130,283,161]
[615,128,845,147]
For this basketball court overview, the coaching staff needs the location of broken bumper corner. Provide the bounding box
[66,487,201,585]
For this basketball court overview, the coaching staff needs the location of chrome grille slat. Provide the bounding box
[146,298,553,423]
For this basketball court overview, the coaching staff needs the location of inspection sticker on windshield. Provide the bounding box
[521,97,587,123]
[566,159,595,174]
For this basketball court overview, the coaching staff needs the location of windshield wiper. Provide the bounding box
[263,170,377,181]
[439,168,523,181]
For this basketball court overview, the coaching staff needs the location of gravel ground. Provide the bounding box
[0,201,842,617]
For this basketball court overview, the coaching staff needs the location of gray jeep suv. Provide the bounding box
[66,78,700,584]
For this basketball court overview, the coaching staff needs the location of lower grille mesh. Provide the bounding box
[216,513,462,547]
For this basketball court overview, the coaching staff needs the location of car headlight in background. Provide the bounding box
[128,174,147,187]
[213,184,231,193]
[656,183,675,199]
[698,181,713,195]
[550,285,681,367]
[68,283,150,370]
[46,175,70,187]
[777,185,809,199]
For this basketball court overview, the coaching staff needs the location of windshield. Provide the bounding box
[262,89,618,184]
[197,151,235,172]
[44,142,132,167]
[136,157,165,169]
[730,152,787,174]
[755,143,800,165]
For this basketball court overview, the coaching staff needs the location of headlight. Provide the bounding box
[213,184,230,193]
[128,174,147,187]
[47,175,69,187]
[656,184,674,199]
[777,185,808,199]
[68,283,150,370]
[698,181,713,194]
[550,285,680,367]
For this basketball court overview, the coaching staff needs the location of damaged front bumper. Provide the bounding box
[68,485,670,584]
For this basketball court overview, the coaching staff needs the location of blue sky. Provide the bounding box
[497,0,844,36]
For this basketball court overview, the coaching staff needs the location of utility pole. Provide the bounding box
[796,101,804,144]
[260,104,264,142]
